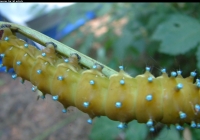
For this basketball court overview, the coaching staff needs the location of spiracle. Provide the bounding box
[1,26,200,132]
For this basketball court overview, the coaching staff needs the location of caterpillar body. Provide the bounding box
[1,26,200,132]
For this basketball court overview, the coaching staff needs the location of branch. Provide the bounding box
[0,21,118,77]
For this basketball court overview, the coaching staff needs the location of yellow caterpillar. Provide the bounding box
[1,25,200,133]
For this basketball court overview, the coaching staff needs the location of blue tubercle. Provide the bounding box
[37,69,42,74]
[196,79,200,88]
[149,127,155,132]
[191,121,196,128]
[87,119,92,124]
[52,95,59,101]
[148,76,153,82]
[115,102,122,108]
[57,76,64,81]
[179,111,187,119]
[177,70,182,75]
[92,65,97,69]
[117,123,128,129]
[146,119,153,127]
[16,61,21,66]
[62,109,67,113]
[0,53,5,58]
[12,74,17,79]
[176,83,183,90]
[161,68,166,73]
[90,80,95,85]
[146,94,153,101]
[64,59,69,63]
[176,124,184,131]
[146,67,150,71]
[171,71,177,77]
[41,52,46,57]
[4,36,9,41]
[195,104,200,112]
[40,95,45,99]
[191,71,197,77]
[24,43,28,48]
[120,79,125,85]
[32,86,37,92]
[83,102,89,108]
[119,66,124,71]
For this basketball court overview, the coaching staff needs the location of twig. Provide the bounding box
[0,21,118,77]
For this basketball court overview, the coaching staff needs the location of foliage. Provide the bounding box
[20,2,200,140]
[57,3,200,140]
[89,117,148,140]
[60,3,200,78]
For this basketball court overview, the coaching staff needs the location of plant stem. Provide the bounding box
[0,21,118,77]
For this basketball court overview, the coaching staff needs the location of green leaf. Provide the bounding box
[152,14,200,55]
[89,117,148,140]
[113,29,133,61]
[79,33,94,54]
[190,127,200,140]
[125,120,148,140]
[155,126,182,140]
[196,45,200,69]
[89,117,121,140]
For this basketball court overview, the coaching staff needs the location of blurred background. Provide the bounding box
[1,3,200,140]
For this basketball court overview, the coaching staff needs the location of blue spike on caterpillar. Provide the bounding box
[1,25,200,132]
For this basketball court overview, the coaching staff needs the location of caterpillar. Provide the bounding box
[1,24,200,133]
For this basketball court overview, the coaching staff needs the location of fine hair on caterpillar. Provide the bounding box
[1,25,200,134]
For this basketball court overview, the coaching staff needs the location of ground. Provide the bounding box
[0,73,92,140]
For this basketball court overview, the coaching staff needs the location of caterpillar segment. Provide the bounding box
[1,26,200,132]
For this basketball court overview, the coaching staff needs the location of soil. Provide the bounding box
[0,73,92,140]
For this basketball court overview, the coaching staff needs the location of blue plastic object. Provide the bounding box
[44,11,96,40]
